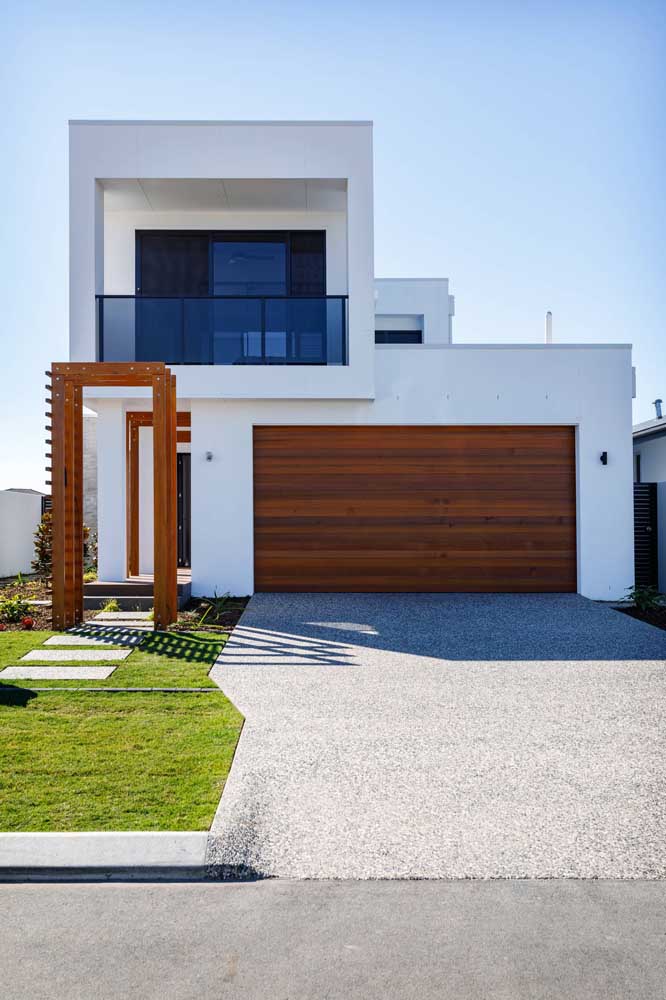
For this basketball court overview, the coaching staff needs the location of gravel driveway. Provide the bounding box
[208,594,666,879]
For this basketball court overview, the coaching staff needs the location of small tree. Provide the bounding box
[31,512,90,582]
[32,511,52,579]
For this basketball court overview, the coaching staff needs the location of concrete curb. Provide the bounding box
[0,832,208,873]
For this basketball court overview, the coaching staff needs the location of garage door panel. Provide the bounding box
[253,426,577,592]
[254,530,576,554]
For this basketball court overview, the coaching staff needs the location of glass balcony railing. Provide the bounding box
[96,295,348,366]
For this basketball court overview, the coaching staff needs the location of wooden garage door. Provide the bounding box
[253,426,577,592]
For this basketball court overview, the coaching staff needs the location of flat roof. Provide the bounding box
[69,119,373,127]
[633,417,666,442]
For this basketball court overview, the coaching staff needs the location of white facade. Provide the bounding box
[374,278,455,344]
[0,491,43,578]
[633,424,666,483]
[70,120,375,400]
[70,120,636,601]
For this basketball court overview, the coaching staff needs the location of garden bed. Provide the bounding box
[174,595,249,632]
[616,605,666,633]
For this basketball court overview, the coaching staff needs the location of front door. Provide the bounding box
[177,453,191,569]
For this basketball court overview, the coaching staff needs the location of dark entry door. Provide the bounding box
[177,453,191,568]
[633,483,658,586]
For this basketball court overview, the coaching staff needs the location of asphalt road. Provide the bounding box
[3,879,666,999]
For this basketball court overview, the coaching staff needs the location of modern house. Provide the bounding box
[633,402,666,588]
[69,119,634,600]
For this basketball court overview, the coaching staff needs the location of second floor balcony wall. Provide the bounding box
[97,295,348,366]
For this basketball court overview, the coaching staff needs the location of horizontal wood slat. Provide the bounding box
[253,426,577,593]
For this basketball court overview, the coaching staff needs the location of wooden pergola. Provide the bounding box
[47,363,178,631]
[125,409,191,577]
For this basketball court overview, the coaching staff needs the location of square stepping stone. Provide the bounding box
[45,631,144,647]
[87,623,153,633]
[45,635,125,647]
[89,618,151,625]
[21,649,130,663]
[0,666,116,680]
[94,611,152,620]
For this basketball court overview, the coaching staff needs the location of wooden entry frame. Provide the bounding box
[126,410,191,577]
[47,363,178,631]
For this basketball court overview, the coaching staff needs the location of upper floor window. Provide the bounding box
[136,230,325,297]
[375,330,423,344]
[213,239,286,296]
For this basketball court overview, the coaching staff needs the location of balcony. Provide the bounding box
[96,295,348,366]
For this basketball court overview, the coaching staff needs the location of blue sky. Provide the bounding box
[1,0,664,489]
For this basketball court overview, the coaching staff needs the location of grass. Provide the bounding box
[0,691,243,831]
[0,627,244,831]
[0,629,225,688]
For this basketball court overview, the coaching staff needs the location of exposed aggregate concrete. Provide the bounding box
[207,593,666,879]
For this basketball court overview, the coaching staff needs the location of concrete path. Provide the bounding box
[208,593,666,879]
[0,666,116,680]
[20,648,130,662]
[3,880,665,1000]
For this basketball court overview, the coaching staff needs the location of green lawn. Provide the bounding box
[0,691,243,830]
[0,629,244,831]
[0,629,224,687]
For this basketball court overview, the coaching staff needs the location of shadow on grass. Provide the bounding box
[138,630,225,664]
[0,685,38,707]
[63,626,225,666]
[65,626,146,647]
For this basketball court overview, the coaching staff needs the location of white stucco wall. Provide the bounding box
[104,209,348,297]
[184,344,634,601]
[374,279,454,344]
[0,491,43,578]
[69,120,375,399]
[95,399,126,582]
[634,434,666,482]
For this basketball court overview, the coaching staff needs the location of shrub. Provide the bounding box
[83,570,98,583]
[197,591,231,627]
[32,513,91,580]
[102,598,120,613]
[21,616,35,630]
[0,595,32,623]
[625,585,663,614]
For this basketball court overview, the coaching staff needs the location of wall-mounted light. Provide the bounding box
[205,451,213,462]
[600,451,608,465]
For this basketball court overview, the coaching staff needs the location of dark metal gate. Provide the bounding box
[633,483,658,587]
[177,453,191,568]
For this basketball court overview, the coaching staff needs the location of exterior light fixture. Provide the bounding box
[205,451,213,462]
[600,451,608,465]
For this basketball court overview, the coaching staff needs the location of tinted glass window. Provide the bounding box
[139,234,209,296]
[374,330,423,344]
[213,240,286,295]
[289,231,326,295]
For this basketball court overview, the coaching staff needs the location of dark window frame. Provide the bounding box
[135,230,326,297]
[374,330,423,345]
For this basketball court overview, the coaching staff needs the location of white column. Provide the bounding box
[95,399,126,581]
[576,423,634,601]
[69,158,104,361]
[190,401,254,597]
